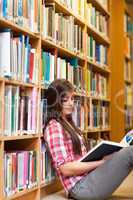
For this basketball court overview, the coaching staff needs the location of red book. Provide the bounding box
[29,52,34,82]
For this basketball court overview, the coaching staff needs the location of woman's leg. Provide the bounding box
[69,146,133,200]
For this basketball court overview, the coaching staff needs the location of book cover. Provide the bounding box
[80,140,128,162]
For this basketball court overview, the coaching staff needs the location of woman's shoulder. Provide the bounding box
[47,119,61,127]
[44,119,64,140]
[45,119,63,133]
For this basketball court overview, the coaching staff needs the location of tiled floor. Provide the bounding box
[42,172,133,200]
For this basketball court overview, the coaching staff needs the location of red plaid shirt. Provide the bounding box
[44,119,87,193]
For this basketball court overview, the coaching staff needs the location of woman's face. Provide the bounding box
[61,91,74,117]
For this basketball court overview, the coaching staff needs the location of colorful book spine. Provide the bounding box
[0,0,40,33]
[4,150,37,197]
[87,35,107,66]
[88,99,109,129]
[41,142,56,184]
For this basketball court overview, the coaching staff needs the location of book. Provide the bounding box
[80,140,127,162]
[120,129,133,146]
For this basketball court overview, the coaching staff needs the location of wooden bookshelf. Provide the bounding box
[0,0,113,199]
[110,0,133,142]
[124,3,133,133]
[0,18,40,39]
[87,0,110,16]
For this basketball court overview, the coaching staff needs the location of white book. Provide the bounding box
[17,152,25,190]
[0,30,11,77]
[50,54,55,82]
[80,140,128,162]
[27,98,32,131]
[4,86,12,136]
[15,87,19,133]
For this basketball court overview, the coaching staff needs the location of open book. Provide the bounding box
[80,130,133,162]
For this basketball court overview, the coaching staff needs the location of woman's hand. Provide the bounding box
[59,159,105,177]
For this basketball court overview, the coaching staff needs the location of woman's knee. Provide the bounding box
[118,146,133,162]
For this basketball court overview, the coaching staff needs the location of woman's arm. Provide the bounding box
[60,160,105,176]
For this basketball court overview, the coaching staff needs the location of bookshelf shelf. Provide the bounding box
[40,88,87,98]
[87,0,110,17]
[125,79,132,85]
[0,0,112,199]
[127,33,133,39]
[0,18,40,39]
[40,178,62,197]
[0,135,39,141]
[4,79,38,88]
[40,178,57,189]
[86,96,111,102]
[87,59,111,74]
[4,186,39,200]
[85,128,111,133]
[50,0,86,26]
[42,38,85,60]
[86,24,110,45]
[0,78,39,88]
[125,54,131,61]
[74,92,86,97]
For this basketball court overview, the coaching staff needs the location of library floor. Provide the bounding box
[43,172,133,200]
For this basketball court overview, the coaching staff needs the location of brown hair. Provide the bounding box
[44,79,88,155]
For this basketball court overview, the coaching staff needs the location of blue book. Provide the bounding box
[42,51,46,83]
[24,36,30,82]
[17,0,23,25]
[45,52,50,83]
[2,0,7,18]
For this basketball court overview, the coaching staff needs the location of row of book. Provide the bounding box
[41,51,108,98]
[4,86,38,136]
[3,85,109,136]
[55,0,85,18]
[72,99,85,131]
[69,97,110,130]
[88,100,109,129]
[0,30,39,83]
[41,52,85,92]
[87,132,110,150]
[42,3,84,54]
[86,3,108,36]
[41,142,56,184]
[4,150,37,197]
[0,0,109,35]
[5,142,57,198]
[0,0,40,33]
[53,0,108,21]
[0,32,108,88]
[87,35,108,66]
[40,97,110,131]
[86,67,107,99]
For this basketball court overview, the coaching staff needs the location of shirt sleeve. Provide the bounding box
[44,120,72,170]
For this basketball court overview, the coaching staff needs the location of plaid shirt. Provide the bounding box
[44,119,87,193]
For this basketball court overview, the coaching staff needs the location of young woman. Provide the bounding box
[44,79,133,200]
